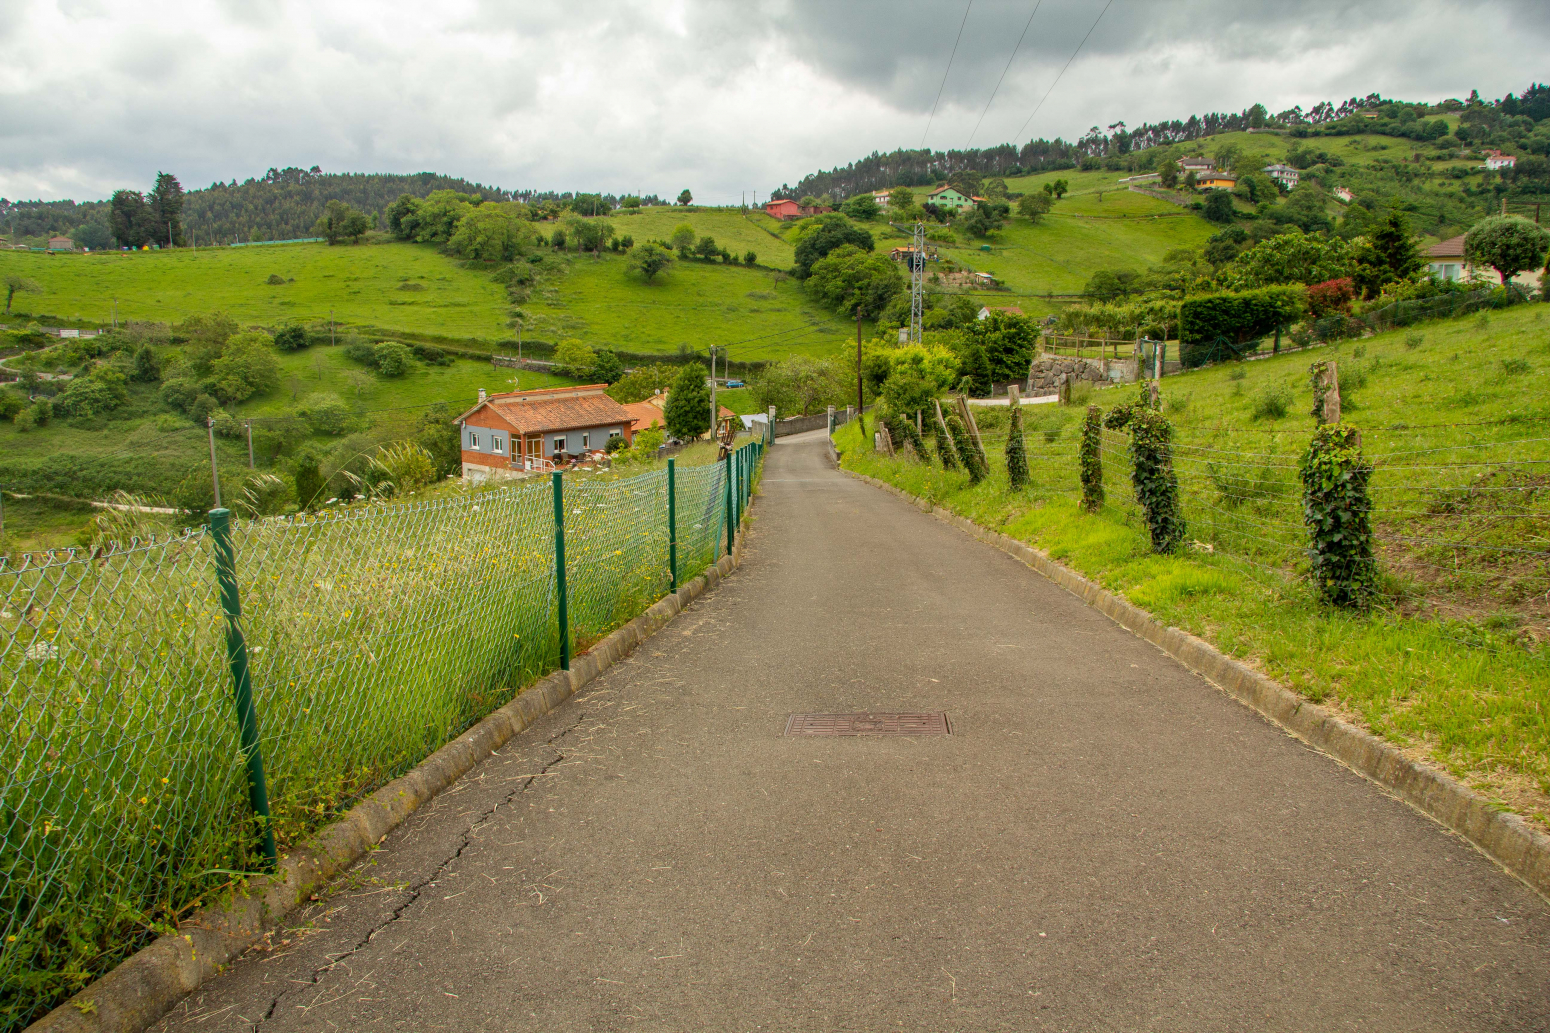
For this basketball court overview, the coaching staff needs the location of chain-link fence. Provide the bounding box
[0,435,765,1031]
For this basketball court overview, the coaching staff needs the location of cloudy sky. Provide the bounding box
[1,0,1545,204]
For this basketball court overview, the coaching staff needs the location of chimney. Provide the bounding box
[478,388,486,403]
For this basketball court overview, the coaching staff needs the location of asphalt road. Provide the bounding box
[155,431,1550,1033]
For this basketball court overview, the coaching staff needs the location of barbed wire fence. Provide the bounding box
[0,431,766,1031]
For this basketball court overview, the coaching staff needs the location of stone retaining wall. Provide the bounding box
[1027,356,1112,391]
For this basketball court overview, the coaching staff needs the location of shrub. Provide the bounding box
[1502,357,1532,376]
[1251,384,1292,420]
[373,341,412,377]
[53,370,128,418]
[1179,286,1306,366]
[1306,277,1356,316]
[274,324,309,352]
[296,392,353,435]
[188,393,220,425]
[410,343,453,366]
[1404,332,1424,349]
[131,345,161,382]
[1128,410,1187,553]
[267,273,286,285]
[0,389,27,420]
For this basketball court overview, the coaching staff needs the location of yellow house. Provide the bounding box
[1198,173,1237,190]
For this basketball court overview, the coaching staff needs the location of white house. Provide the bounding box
[1332,187,1355,204]
[1262,164,1300,190]
[1424,234,1542,290]
[1483,150,1517,171]
[1177,157,1215,175]
[872,189,893,207]
[977,305,1024,321]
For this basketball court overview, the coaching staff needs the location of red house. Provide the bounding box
[764,199,802,220]
[455,385,634,482]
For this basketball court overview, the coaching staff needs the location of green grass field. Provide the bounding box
[610,206,796,266]
[838,300,1550,827]
[525,252,853,360]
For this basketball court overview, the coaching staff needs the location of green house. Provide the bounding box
[926,185,980,210]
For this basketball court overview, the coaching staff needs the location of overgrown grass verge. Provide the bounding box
[835,387,1550,836]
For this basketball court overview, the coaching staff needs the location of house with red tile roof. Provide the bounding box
[455,385,634,481]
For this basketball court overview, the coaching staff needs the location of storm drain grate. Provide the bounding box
[784,712,951,736]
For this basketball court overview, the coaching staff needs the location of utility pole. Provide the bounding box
[246,420,254,468]
[909,221,925,344]
[856,306,864,416]
[709,346,718,439]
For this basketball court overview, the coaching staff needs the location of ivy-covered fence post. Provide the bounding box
[1104,400,1186,553]
[1005,393,1029,490]
[932,399,960,470]
[946,410,985,484]
[1079,404,1104,512]
[1300,422,1377,608]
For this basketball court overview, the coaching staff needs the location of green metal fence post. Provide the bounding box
[553,471,569,671]
[734,448,743,532]
[209,508,278,871]
[723,452,734,557]
[667,457,678,593]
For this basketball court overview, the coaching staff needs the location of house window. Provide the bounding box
[582,432,590,449]
[469,432,480,451]
[492,436,504,454]
[609,428,622,438]
[553,437,565,454]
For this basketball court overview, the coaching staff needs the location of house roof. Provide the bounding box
[1426,234,1467,258]
[622,392,732,432]
[1178,158,1214,167]
[1263,164,1298,174]
[927,185,965,197]
[455,385,633,435]
[978,305,1024,316]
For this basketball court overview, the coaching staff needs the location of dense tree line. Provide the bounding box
[2,166,666,249]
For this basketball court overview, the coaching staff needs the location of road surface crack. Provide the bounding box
[251,711,583,1031]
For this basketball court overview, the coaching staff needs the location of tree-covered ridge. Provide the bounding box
[771,85,1550,202]
[0,167,668,248]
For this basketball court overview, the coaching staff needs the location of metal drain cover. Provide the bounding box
[784,712,950,736]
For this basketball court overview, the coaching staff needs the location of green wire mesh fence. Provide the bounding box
[0,440,763,1031]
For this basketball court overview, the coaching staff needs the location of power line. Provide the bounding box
[965,0,1044,149]
[922,0,974,148]
[1014,0,1114,143]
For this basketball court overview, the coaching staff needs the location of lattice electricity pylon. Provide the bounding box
[908,221,925,344]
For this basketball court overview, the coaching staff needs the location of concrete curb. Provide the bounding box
[842,467,1550,902]
[30,516,757,1033]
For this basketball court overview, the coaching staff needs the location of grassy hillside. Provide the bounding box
[838,300,1550,824]
[0,242,511,340]
[612,206,795,266]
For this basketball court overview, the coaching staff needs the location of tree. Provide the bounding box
[1353,212,1424,297]
[4,274,41,314]
[314,199,371,245]
[841,193,880,220]
[1085,268,1139,301]
[147,172,185,246]
[694,235,721,260]
[131,345,161,382]
[1016,193,1051,221]
[670,223,696,255]
[1202,190,1237,224]
[889,187,915,212]
[804,244,904,317]
[109,189,152,247]
[553,339,596,378]
[206,331,282,403]
[677,189,694,206]
[1464,215,1550,286]
[750,355,849,416]
[1158,163,1179,189]
[663,363,711,440]
[960,202,1004,238]
[628,242,675,281]
[592,349,624,384]
[744,250,757,266]
[792,219,874,278]
[607,362,680,403]
[1247,103,1268,129]
[1227,232,1356,288]
[962,344,994,396]
[445,203,530,260]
